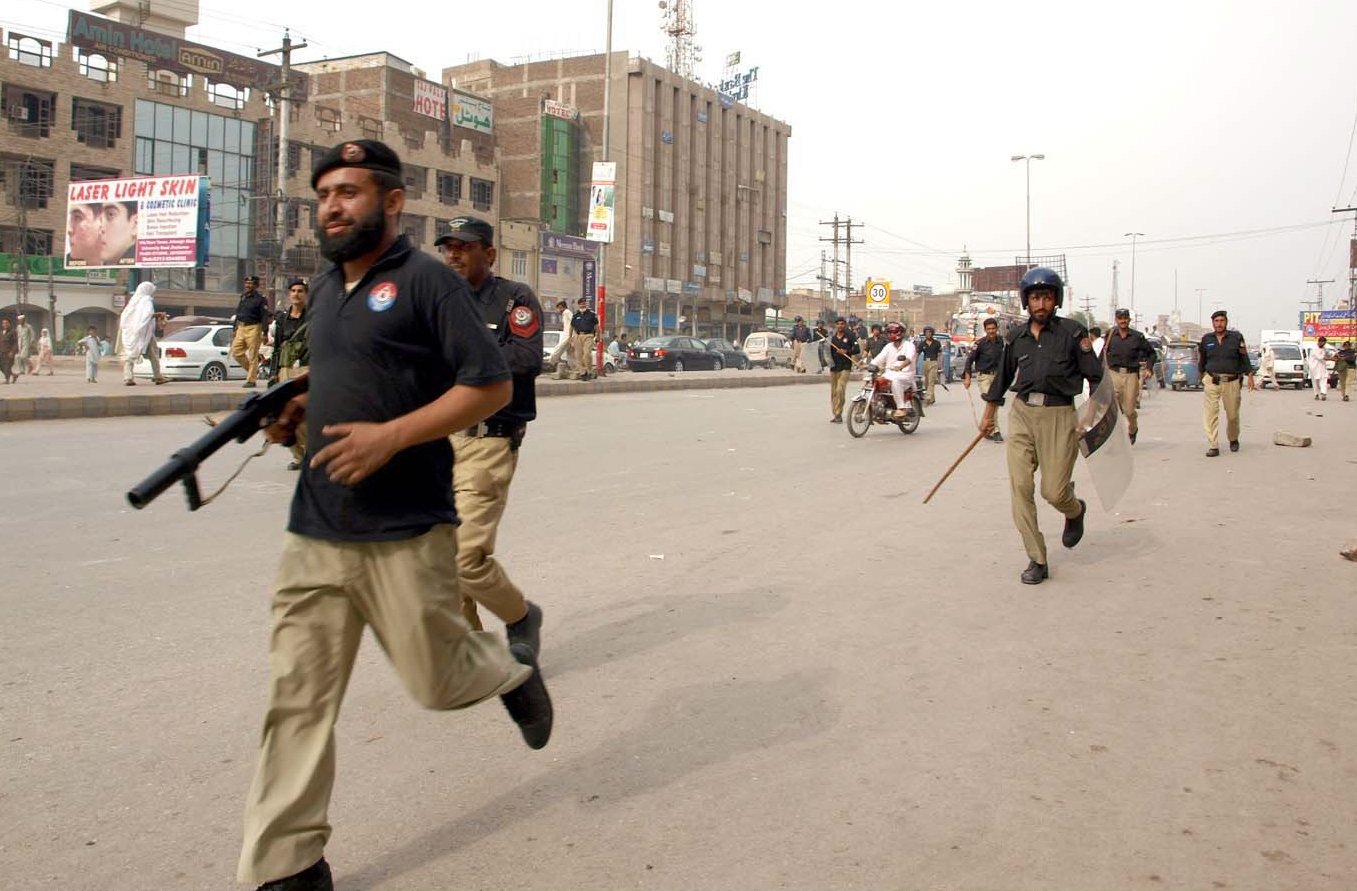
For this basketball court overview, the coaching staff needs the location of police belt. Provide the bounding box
[1111,365,1141,373]
[461,421,523,439]
[1205,372,1242,384]
[1017,391,1074,407]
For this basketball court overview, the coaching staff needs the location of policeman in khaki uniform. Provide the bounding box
[436,216,545,653]
[979,268,1103,585]
[1198,309,1255,457]
[1102,308,1155,445]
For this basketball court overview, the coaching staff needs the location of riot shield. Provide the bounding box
[1075,373,1134,510]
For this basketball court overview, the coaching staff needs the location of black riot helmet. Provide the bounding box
[1019,267,1064,310]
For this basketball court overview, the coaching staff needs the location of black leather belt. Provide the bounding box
[1208,373,1240,383]
[462,422,519,438]
[1112,366,1140,373]
[1018,391,1073,407]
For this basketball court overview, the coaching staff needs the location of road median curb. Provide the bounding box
[0,372,826,422]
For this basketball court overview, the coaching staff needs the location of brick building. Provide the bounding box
[0,3,502,344]
[444,51,791,342]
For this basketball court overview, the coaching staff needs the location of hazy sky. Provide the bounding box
[9,0,1357,338]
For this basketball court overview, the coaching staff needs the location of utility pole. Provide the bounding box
[1332,205,1357,308]
[1195,288,1207,328]
[817,250,828,305]
[1109,259,1119,320]
[259,30,307,307]
[843,216,862,320]
[1306,278,1335,311]
[820,214,842,314]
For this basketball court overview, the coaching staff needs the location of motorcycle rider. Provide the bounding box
[869,322,918,419]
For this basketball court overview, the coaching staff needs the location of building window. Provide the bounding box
[75,49,118,83]
[402,164,427,200]
[206,81,248,110]
[7,34,53,68]
[2,85,55,138]
[437,171,462,205]
[71,163,120,182]
[286,141,302,177]
[402,214,426,244]
[358,116,382,141]
[72,98,123,148]
[511,251,528,279]
[1,156,55,209]
[148,70,190,97]
[0,225,53,255]
[315,106,341,134]
[469,177,494,211]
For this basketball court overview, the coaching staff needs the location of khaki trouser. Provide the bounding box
[977,373,1000,434]
[231,323,264,383]
[923,359,939,404]
[571,332,596,375]
[237,527,530,885]
[451,433,527,629]
[791,340,805,372]
[1340,367,1352,397]
[1202,374,1242,448]
[830,369,851,418]
[1006,399,1081,565]
[1110,369,1142,434]
[278,365,308,464]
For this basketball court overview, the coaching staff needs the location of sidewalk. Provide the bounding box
[0,355,827,422]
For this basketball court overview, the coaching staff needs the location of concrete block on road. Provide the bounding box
[1273,431,1312,447]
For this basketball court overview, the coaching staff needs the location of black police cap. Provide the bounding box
[287,278,308,289]
[1211,309,1228,321]
[434,216,494,247]
[311,139,404,189]
[1115,308,1130,318]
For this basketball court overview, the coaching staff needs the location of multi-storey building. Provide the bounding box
[0,3,502,344]
[444,51,791,342]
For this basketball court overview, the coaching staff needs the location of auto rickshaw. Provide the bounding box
[1164,341,1201,390]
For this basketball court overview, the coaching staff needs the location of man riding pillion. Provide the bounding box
[869,322,918,419]
[979,268,1103,585]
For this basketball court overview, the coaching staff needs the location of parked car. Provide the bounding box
[702,338,750,369]
[627,335,723,372]
[742,331,793,368]
[134,324,245,381]
[541,330,619,374]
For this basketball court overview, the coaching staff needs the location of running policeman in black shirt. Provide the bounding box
[240,140,552,891]
[919,326,943,405]
[435,216,546,655]
[1198,309,1255,457]
[1103,308,1156,445]
[979,268,1103,585]
[962,316,1004,442]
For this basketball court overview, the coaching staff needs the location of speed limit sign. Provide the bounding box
[866,280,891,307]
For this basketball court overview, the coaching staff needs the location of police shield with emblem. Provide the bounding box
[1075,373,1134,510]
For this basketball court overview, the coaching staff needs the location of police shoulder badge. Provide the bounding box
[509,304,539,337]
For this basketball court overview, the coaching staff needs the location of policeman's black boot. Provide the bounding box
[1128,431,1137,445]
[1021,561,1048,585]
[1062,499,1087,549]
[501,643,553,750]
[255,858,333,891]
[507,601,543,656]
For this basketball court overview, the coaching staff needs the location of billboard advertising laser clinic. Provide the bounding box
[65,174,210,269]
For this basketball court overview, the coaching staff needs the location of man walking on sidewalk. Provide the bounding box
[231,275,269,388]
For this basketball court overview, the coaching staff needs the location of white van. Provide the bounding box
[742,331,793,368]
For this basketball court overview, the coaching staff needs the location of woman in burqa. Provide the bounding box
[32,328,54,375]
[117,282,159,386]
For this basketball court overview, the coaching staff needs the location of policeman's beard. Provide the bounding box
[317,205,387,264]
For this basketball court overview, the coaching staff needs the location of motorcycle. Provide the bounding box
[847,365,924,437]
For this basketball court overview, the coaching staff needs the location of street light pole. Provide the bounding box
[1195,288,1207,328]
[1124,232,1144,313]
[1011,153,1045,265]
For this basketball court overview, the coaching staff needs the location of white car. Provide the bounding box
[742,331,793,368]
[135,324,246,382]
[542,330,619,374]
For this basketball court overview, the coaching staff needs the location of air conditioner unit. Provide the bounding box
[8,106,30,121]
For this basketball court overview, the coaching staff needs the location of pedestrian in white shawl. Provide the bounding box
[1309,336,1330,401]
[118,282,165,385]
[32,328,53,375]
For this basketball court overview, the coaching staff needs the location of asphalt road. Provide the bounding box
[3,381,1355,890]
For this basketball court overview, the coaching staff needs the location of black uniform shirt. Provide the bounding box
[289,235,511,542]
[863,335,885,363]
[1198,329,1253,376]
[1103,327,1156,371]
[469,274,543,426]
[920,339,942,361]
[234,290,269,326]
[571,308,598,334]
[984,314,1103,405]
[964,335,1004,375]
[829,332,859,371]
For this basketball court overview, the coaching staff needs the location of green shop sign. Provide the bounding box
[0,254,113,281]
